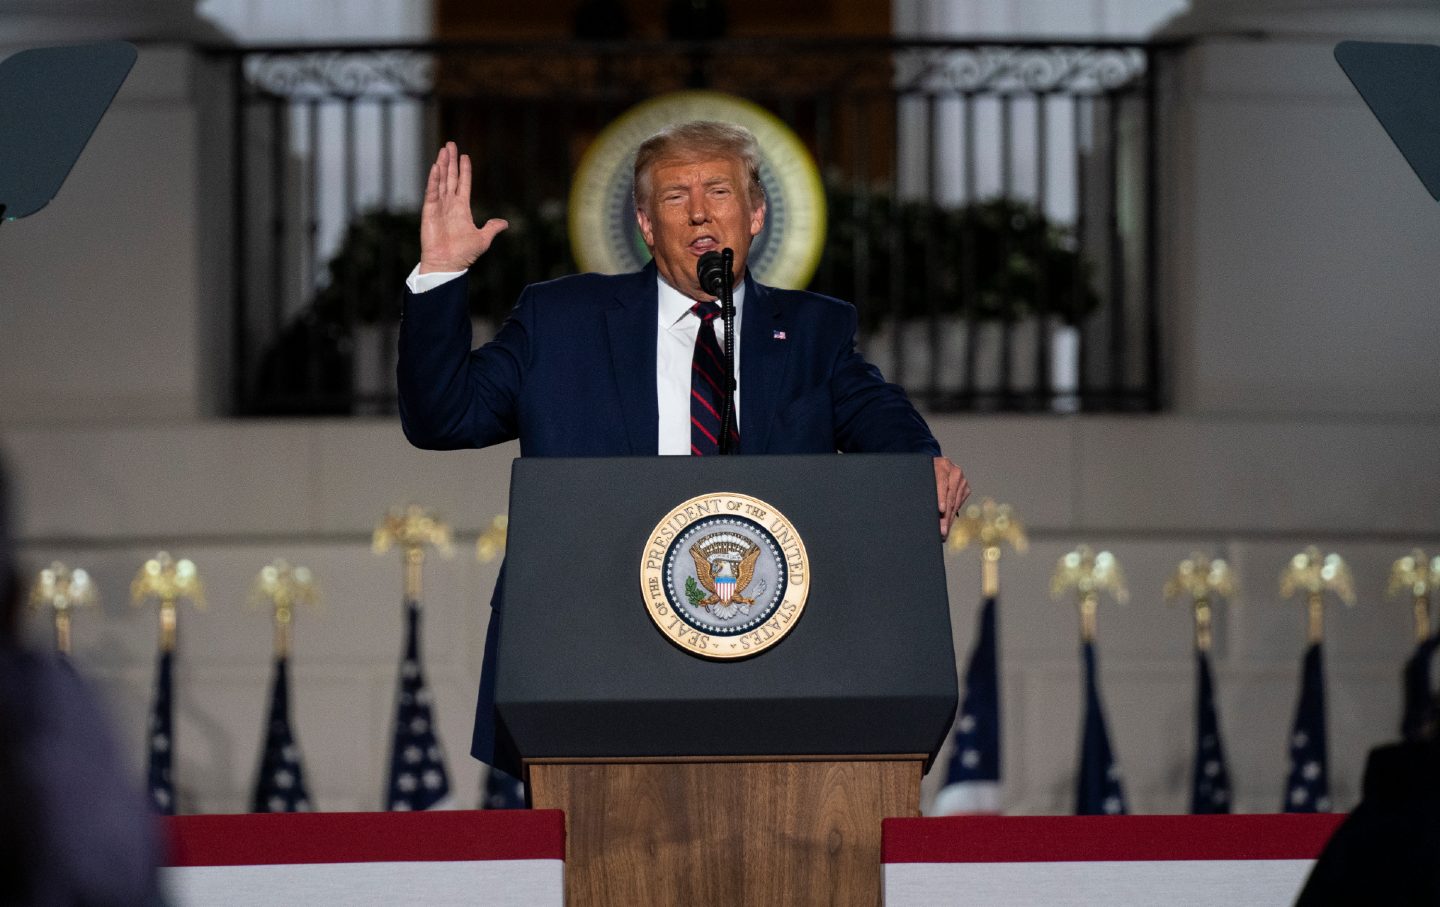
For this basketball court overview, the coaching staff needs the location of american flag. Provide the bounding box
[386,600,450,810]
[252,655,312,813]
[1283,642,1330,813]
[483,766,526,810]
[1401,632,1439,741]
[146,649,175,814]
[1076,641,1127,815]
[1190,649,1232,814]
[932,595,1001,814]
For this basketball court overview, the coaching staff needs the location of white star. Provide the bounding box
[1316,796,1331,811]
[268,795,286,812]
[1103,796,1122,815]
[153,788,171,808]
[281,744,299,763]
[1302,761,1321,781]
[409,716,428,734]
[1290,787,1308,806]
[404,745,422,764]
[397,773,417,792]
[1106,765,1122,782]
[152,733,170,752]
[428,746,442,762]
[416,688,432,706]
[958,715,975,733]
[1293,731,1308,749]
[391,800,412,811]
[1204,760,1220,777]
[422,769,444,790]
[296,798,311,812]
[1213,789,1229,804]
[961,749,980,769]
[275,769,294,789]
[402,661,419,680]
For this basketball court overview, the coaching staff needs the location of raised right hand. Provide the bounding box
[419,141,509,274]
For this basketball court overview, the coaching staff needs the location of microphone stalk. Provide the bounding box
[719,247,735,455]
[695,249,737,455]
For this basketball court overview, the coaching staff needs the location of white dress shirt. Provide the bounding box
[406,265,743,455]
[655,274,743,455]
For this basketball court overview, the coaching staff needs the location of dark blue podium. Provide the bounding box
[495,453,957,907]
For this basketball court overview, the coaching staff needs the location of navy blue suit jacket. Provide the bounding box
[397,262,940,770]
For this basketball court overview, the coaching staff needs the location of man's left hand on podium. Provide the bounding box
[935,456,971,541]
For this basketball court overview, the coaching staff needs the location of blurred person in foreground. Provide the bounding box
[1293,678,1440,904]
[0,461,165,906]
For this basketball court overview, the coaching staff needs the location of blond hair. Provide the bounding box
[633,120,765,211]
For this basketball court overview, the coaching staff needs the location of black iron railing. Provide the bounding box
[215,38,1178,416]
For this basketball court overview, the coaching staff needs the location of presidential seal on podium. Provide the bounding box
[641,492,809,659]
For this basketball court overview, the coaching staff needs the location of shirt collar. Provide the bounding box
[657,272,747,328]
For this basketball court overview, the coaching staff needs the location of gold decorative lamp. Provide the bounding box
[1387,550,1439,642]
[949,499,1028,597]
[131,552,205,652]
[1165,555,1237,652]
[1052,546,1128,642]
[373,505,453,601]
[29,562,97,654]
[1280,547,1355,644]
[250,560,318,657]
[475,514,509,564]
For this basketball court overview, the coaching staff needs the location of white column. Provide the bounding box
[1157,0,1440,415]
[0,0,223,44]
[0,2,233,423]
[0,1,436,424]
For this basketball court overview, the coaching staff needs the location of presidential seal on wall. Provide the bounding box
[569,90,827,290]
[640,492,809,660]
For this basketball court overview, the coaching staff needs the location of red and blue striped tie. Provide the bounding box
[690,300,737,455]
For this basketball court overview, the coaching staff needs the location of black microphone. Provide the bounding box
[696,250,730,297]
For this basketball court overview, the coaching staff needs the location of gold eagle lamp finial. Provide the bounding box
[1051,546,1127,643]
[131,552,205,652]
[1280,547,1355,645]
[373,504,454,601]
[1387,550,1439,643]
[250,559,319,657]
[949,499,1028,598]
[29,562,98,654]
[1164,554,1237,653]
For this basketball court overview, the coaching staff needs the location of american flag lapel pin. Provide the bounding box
[772,329,787,340]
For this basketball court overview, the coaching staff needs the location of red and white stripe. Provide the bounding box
[883,813,1343,906]
[163,809,564,906]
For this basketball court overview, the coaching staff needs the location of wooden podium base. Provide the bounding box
[527,756,923,907]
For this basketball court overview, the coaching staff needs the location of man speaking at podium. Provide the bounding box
[397,121,969,771]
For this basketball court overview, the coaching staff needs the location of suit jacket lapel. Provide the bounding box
[606,264,660,455]
[740,273,790,454]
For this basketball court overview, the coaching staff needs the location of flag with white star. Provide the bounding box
[932,595,1001,814]
[1283,642,1330,813]
[1076,640,1127,816]
[1190,649,1232,814]
[146,649,175,815]
[483,766,526,810]
[252,655,312,813]
[385,600,450,810]
[1401,632,1439,742]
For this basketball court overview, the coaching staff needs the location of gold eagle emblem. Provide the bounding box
[689,542,761,608]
